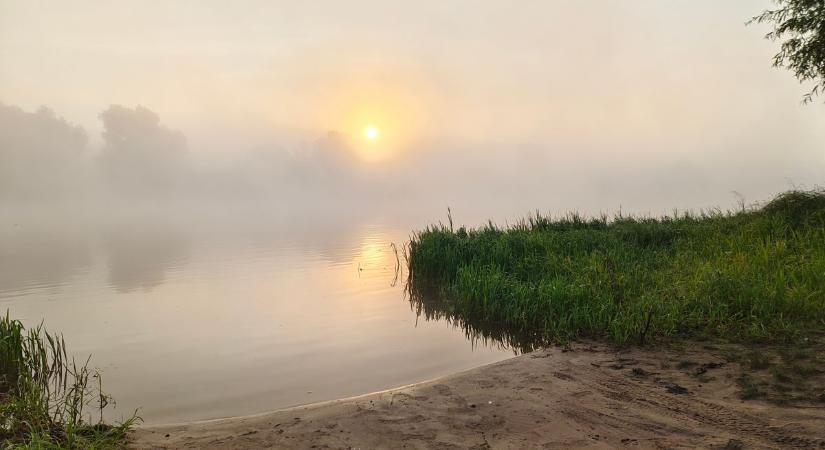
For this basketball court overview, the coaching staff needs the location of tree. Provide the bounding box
[0,103,88,201]
[97,105,187,196]
[750,0,825,103]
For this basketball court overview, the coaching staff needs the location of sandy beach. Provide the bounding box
[131,342,825,449]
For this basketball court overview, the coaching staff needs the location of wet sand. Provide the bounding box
[131,342,825,449]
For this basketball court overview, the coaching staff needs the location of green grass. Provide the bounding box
[744,351,772,370]
[407,189,825,345]
[737,374,762,400]
[0,313,137,449]
[713,336,825,404]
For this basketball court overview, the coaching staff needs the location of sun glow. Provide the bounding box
[363,125,379,141]
[319,79,432,162]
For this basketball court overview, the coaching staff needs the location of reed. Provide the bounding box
[407,190,825,345]
[0,313,137,449]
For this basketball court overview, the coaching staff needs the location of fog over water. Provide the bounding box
[1,0,824,423]
[2,0,824,220]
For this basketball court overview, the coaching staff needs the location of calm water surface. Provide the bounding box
[0,212,516,424]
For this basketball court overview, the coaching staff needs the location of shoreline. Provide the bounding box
[134,366,501,429]
[131,341,825,449]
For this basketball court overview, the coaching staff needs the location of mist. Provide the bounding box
[1,101,823,227]
[2,0,825,226]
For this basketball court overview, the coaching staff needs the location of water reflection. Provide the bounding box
[0,224,91,296]
[105,224,189,293]
[407,284,548,354]
[0,213,516,423]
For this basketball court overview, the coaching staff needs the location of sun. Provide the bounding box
[363,125,379,141]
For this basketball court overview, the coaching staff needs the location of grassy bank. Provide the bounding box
[0,314,136,449]
[407,190,825,345]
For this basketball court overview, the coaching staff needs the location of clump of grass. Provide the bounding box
[770,366,792,382]
[407,189,825,345]
[0,313,137,448]
[709,335,825,404]
[743,351,772,371]
[789,363,820,376]
[779,347,811,362]
[737,374,762,400]
[677,360,698,369]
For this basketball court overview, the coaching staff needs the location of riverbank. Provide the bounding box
[407,190,825,345]
[131,341,825,449]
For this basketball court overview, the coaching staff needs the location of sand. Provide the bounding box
[131,342,825,449]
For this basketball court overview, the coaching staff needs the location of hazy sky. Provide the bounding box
[1,0,824,214]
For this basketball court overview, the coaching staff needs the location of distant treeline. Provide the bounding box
[0,103,378,204]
